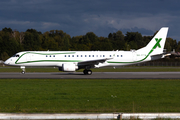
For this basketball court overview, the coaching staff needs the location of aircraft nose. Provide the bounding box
[4,59,11,65]
[4,60,8,65]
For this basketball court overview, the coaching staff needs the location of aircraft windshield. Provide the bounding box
[12,54,20,57]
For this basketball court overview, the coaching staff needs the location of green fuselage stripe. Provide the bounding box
[108,38,162,64]
[107,49,153,64]
[16,60,82,64]
[15,52,77,64]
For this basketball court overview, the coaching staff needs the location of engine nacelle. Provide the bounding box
[60,63,78,72]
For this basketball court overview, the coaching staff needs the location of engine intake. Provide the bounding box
[60,63,78,72]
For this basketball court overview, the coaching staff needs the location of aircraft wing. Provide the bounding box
[77,58,112,69]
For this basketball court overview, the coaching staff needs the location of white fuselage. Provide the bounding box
[4,50,153,68]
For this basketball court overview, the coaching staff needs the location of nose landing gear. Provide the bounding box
[20,66,25,74]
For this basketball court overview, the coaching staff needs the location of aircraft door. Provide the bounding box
[132,50,137,61]
[26,53,31,61]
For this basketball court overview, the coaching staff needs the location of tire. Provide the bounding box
[87,70,92,75]
[83,70,88,75]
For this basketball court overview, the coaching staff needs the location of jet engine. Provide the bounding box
[59,63,78,72]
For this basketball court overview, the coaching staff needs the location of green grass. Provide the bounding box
[0,79,180,113]
[2,66,180,72]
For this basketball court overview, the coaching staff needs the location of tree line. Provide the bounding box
[0,27,179,61]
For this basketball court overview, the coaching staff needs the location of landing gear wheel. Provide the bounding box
[87,70,92,75]
[21,71,25,74]
[83,69,87,75]
[20,66,26,74]
[83,69,92,75]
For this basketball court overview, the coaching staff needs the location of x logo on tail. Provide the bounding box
[153,38,162,49]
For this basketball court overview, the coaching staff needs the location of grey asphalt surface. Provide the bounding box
[0,72,180,79]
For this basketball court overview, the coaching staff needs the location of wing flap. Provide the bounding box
[150,53,171,60]
[78,58,112,68]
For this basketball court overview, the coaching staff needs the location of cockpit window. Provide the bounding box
[16,55,19,57]
[12,54,19,57]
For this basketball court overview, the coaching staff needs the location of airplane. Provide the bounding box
[4,27,168,75]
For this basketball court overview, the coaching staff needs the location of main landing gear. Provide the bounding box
[20,66,25,74]
[83,69,92,75]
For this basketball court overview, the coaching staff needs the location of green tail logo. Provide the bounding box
[153,38,162,49]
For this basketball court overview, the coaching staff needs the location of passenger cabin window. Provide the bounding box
[65,55,66,57]
[77,55,79,57]
[46,55,55,57]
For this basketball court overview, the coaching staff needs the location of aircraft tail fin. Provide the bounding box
[137,27,169,56]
